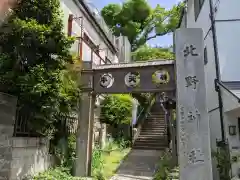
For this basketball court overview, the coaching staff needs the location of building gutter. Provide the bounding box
[209,0,226,142]
[177,0,187,28]
[76,0,118,54]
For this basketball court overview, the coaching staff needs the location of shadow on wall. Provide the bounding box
[10,137,53,179]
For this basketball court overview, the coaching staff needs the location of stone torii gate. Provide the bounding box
[74,60,176,177]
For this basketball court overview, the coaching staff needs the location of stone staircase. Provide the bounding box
[133,102,168,150]
[110,102,170,180]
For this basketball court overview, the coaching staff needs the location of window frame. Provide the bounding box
[204,47,208,65]
[194,0,205,21]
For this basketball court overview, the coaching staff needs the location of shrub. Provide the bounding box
[100,94,133,126]
[153,151,179,180]
[33,167,82,180]
[92,145,104,174]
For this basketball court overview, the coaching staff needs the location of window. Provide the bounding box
[194,0,205,20]
[204,47,208,65]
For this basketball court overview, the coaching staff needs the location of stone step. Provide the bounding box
[140,131,166,134]
[135,139,168,143]
[144,120,165,122]
[141,126,166,130]
[133,143,168,148]
[141,128,166,131]
[137,136,167,139]
[132,145,167,150]
[145,117,165,119]
[143,125,166,127]
[134,141,168,145]
[145,119,165,121]
[136,136,167,139]
[144,124,165,126]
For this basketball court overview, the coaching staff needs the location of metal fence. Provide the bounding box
[13,108,78,137]
[13,108,42,137]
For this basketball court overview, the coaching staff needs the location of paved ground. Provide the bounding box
[110,149,163,180]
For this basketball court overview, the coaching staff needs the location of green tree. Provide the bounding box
[101,0,184,51]
[101,94,133,126]
[132,45,174,61]
[0,0,78,135]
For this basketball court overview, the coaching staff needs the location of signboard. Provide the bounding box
[92,61,175,94]
[175,28,213,180]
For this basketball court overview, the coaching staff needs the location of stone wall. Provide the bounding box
[0,93,17,180]
[10,137,52,180]
[0,93,52,180]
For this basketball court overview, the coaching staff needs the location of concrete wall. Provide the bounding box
[0,93,17,180]
[214,0,240,81]
[11,138,52,180]
[184,0,222,150]
[186,0,240,81]
[0,93,52,180]
[224,112,240,177]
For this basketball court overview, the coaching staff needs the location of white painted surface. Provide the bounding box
[185,0,240,81]
[215,21,240,81]
[175,28,213,180]
[221,87,240,113]
[60,0,118,62]
[182,0,222,151]
[186,0,211,37]
[224,112,240,177]
[214,0,240,20]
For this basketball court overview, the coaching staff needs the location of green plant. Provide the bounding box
[33,167,82,180]
[93,171,105,180]
[153,151,178,180]
[212,148,231,180]
[64,134,77,171]
[0,0,79,137]
[132,45,174,61]
[92,145,104,174]
[116,138,131,150]
[101,0,184,50]
[101,94,132,126]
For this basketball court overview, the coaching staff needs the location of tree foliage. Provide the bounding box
[0,0,79,135]
[101,0,184,50]
[132,45,174,61]
[100,94,133,126]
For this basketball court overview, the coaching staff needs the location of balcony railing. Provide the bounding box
[84,0,116,48]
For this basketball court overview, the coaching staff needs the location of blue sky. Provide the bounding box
[93,0,180,47]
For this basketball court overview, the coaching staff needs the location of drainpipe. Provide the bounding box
[209,0,226,142]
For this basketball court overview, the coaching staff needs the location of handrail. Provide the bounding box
[215,79,240,103]
[136,107,145,123]
[132,93,156,143]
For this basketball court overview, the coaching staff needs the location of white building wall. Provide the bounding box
[60,0,118,64]
[214,0,240,81]
[184,0,222,149]
[224,112,240,177]
[186,0,211,37]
